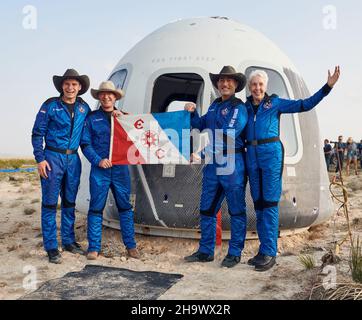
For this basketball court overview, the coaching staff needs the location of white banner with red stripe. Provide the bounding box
[110,111,190,165]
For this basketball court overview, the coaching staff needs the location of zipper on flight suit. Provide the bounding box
[66,104,76,167]
[252,102,261,167]
[61,100,76,156]
[68,110,75,147]
[253,106,258,144]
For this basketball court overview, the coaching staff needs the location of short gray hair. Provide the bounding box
[248,70,269,87]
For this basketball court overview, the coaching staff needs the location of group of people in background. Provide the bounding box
[324,136,362,179]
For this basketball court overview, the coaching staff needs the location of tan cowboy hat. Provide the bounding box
[53,69,90,96]
[209,66,247,93]
[91,81,124,100]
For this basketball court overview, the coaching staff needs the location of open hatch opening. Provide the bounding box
[151,73,204,113]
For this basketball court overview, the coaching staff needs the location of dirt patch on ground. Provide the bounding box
[0,170,361,300]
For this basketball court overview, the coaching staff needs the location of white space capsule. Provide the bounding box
[77,17,333,239]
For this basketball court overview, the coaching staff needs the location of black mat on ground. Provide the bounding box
[21,265,183,300]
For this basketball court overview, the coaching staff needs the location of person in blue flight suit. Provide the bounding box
[245,66,340,271]
[184,66,248,268]
[80,81,140,261]
[31,69,91,264]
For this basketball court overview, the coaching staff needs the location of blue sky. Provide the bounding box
[0,0,361,156]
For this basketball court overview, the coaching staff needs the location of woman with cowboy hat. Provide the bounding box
[184,66,248,268]
[245,66,340,271]
[31,69,91,264]
[81,81,140,260]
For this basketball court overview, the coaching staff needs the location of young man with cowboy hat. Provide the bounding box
[32,69,91,263]
[80,81,140,260]
[184,66,248,268]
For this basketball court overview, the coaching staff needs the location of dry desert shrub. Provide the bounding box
[311,283,362,300]
[299,254,316,270]
[0,159,36,169]
[350,237,362,283]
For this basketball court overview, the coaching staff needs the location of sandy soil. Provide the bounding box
[0,170,361,300]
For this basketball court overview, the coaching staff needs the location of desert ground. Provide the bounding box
[0,167,361,300]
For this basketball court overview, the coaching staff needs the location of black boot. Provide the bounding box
[62,242,85,255]
[221,254,241,268]
[184,251,214,263]
[247,252,263,266]
[254,254,276,272]
[47,249,62,264]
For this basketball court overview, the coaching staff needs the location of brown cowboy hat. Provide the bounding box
[53,69,90,96]
[91,81,124,101]
[209,66,247,93]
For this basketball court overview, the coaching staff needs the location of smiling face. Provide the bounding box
[62,79,82,102]
[249,75,267,104]
[217,76,238,100]
[98,91,116,111]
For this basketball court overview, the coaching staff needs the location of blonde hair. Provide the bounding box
[248,70,269,87]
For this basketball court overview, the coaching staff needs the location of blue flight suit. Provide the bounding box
[81,108,136,253]
[245,84,332,257]
[31,97,90,251]
[191,96,248,257]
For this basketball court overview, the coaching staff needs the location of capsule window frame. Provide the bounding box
[107,64,133,110]
[146,67,212,116]
[239,62,304,165]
